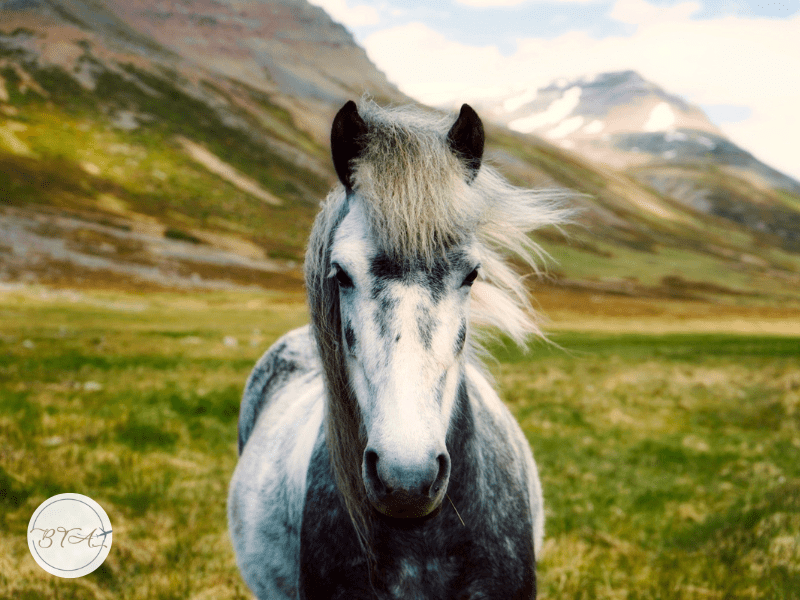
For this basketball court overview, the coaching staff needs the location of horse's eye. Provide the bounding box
[334,267,354,289]
[462,268,479,288]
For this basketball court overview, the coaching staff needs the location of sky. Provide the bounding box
[306,0,800,182]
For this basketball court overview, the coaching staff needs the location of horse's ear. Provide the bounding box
[447,103,484,182]
[331,100,368,190]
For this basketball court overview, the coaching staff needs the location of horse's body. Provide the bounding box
[229,324,542,599]
[229,100,566,599]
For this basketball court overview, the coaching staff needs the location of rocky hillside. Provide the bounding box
[1,2,800,306]
[106,0,405,142]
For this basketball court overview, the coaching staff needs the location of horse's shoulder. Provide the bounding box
[238,325,321,454]
[465,361,545,559]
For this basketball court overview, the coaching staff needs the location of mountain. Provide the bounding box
[477,70,800,254]
[0,0,406,140]
[0,0,405,289]
[106,0,404,141]
[482,71,719,152]
[479,70,796,189]
[1,3,800,306]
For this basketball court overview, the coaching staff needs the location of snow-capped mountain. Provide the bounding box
[477,70,799,194]
[484,70,717,141]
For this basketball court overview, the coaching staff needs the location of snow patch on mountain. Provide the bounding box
[508,86,581,134]
[644,102,676,132]
[698,136,715,149]
[665,131,689,142]
[583,119,605,134]
[502,89,539,114]
[547,116,585,140]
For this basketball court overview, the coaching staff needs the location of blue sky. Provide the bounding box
[308,0,800,181]
[335,0,797,53]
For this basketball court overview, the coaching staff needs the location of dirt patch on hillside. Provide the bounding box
[0,205,302,291]
[175,136,283,206]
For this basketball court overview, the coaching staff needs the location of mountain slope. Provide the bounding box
[0,0,408,141]
[0,0,407,288]
[484,126,800,301]
[106,0,406,142]
[1,4,800,306]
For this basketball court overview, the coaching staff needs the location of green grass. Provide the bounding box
[0,288,306,599]
[163,228,203,244]
[534,232,800,302]
[495,332,800,599]
[1,289,799,599]
[495,331,800,362]
[776,190,800,214]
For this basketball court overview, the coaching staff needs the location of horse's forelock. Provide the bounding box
[351,102,483,263]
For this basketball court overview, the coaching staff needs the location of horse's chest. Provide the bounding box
[301,514,533,599]
[371,550,463,600]
[299,465,534,600]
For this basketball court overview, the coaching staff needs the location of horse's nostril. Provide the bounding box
[437,453,448,472]
[426,453,450,498]
[364,449,386,494]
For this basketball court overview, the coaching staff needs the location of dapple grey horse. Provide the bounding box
[229,99,567,599]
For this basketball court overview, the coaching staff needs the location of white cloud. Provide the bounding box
[362,1,800,180]
[456,0,599,6]
[306,0,380,27]
[363,22,506,105]
[503,88,539,113]
[610,0,701,25]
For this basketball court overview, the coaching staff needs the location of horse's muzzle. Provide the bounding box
[362,448,450,518]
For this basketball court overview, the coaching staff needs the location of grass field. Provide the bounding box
[1,286,798,599]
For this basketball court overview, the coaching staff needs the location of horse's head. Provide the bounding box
[320,101,485,519]
[308,100,563,535]
[328,206,479,518]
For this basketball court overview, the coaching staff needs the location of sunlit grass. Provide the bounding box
[1,104,317,258]
[1,288,798,599]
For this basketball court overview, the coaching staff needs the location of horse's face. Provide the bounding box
[330,200,478,519]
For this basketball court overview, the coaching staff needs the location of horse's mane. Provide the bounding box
[304,99,570,559]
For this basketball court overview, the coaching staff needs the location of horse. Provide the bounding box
[228,99,568,599]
